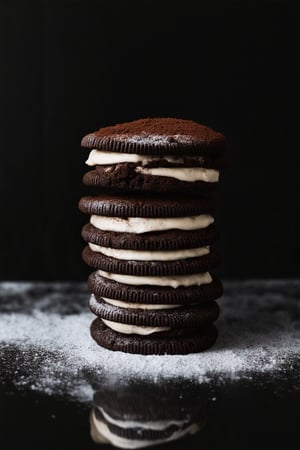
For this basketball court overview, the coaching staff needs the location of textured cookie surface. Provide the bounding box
[89,295,220,327]
[81,223,218,250]
[79,194,214,217]
[88,271,223,305]
[81,117,227,156]
[91,318,217,354]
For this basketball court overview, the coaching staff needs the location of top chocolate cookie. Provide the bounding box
[82,118,226,195]
[81,117,227,156]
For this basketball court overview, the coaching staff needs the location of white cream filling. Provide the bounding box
[90,214,214,234]
[90,411,110,444]
[85,149,204,166]
[102,319,170,335]
[135,166,219,182]
[88,242,210,261]
[91,410,202,449]
[98,269,212,288]
[103,297,181,310]
[97,406,187,430]
[86,149,218,182]
[86,149,151,165]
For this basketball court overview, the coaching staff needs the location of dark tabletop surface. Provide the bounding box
[0,280,299,450]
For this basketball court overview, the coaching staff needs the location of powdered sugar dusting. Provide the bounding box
[0,281,299,402]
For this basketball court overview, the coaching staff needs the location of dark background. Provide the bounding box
[0,0,297,281]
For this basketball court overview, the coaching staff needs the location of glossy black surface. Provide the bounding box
[1,379,299,450]
[0,281,299,449]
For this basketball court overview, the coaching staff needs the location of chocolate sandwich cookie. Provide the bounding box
[79,194,215,251]
[81,222,218,251]
[91,318,217,354]
[82,245,220,276]
[89,295,220,327]
[88,270,223,305]
[79,192,214,218]
[81,118,227,194]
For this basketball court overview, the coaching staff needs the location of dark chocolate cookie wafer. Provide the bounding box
[82,245,220,276]
[88,271,223,305]
[90,318,218,354]
[81,117,227,156]
[81,223,218,250]
[83,168,218,194]
[89,295,220,327]
[79,193,214,218]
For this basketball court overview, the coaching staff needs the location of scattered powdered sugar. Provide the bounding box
[0,280,299,403]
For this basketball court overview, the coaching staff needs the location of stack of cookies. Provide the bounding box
[79,118,226,354]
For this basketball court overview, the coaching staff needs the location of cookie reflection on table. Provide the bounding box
[89,379,208,448]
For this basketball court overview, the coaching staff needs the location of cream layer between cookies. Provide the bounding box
[88,242,210,261]
[97,269,212,288]
[102,297,181,310]
[101,319,171,335]
[86,149,219,182]
[90,295,178,335]
[86,149,203,165]
[90,214,214,234]
[90,294,181,312]
[135,166,219,182]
